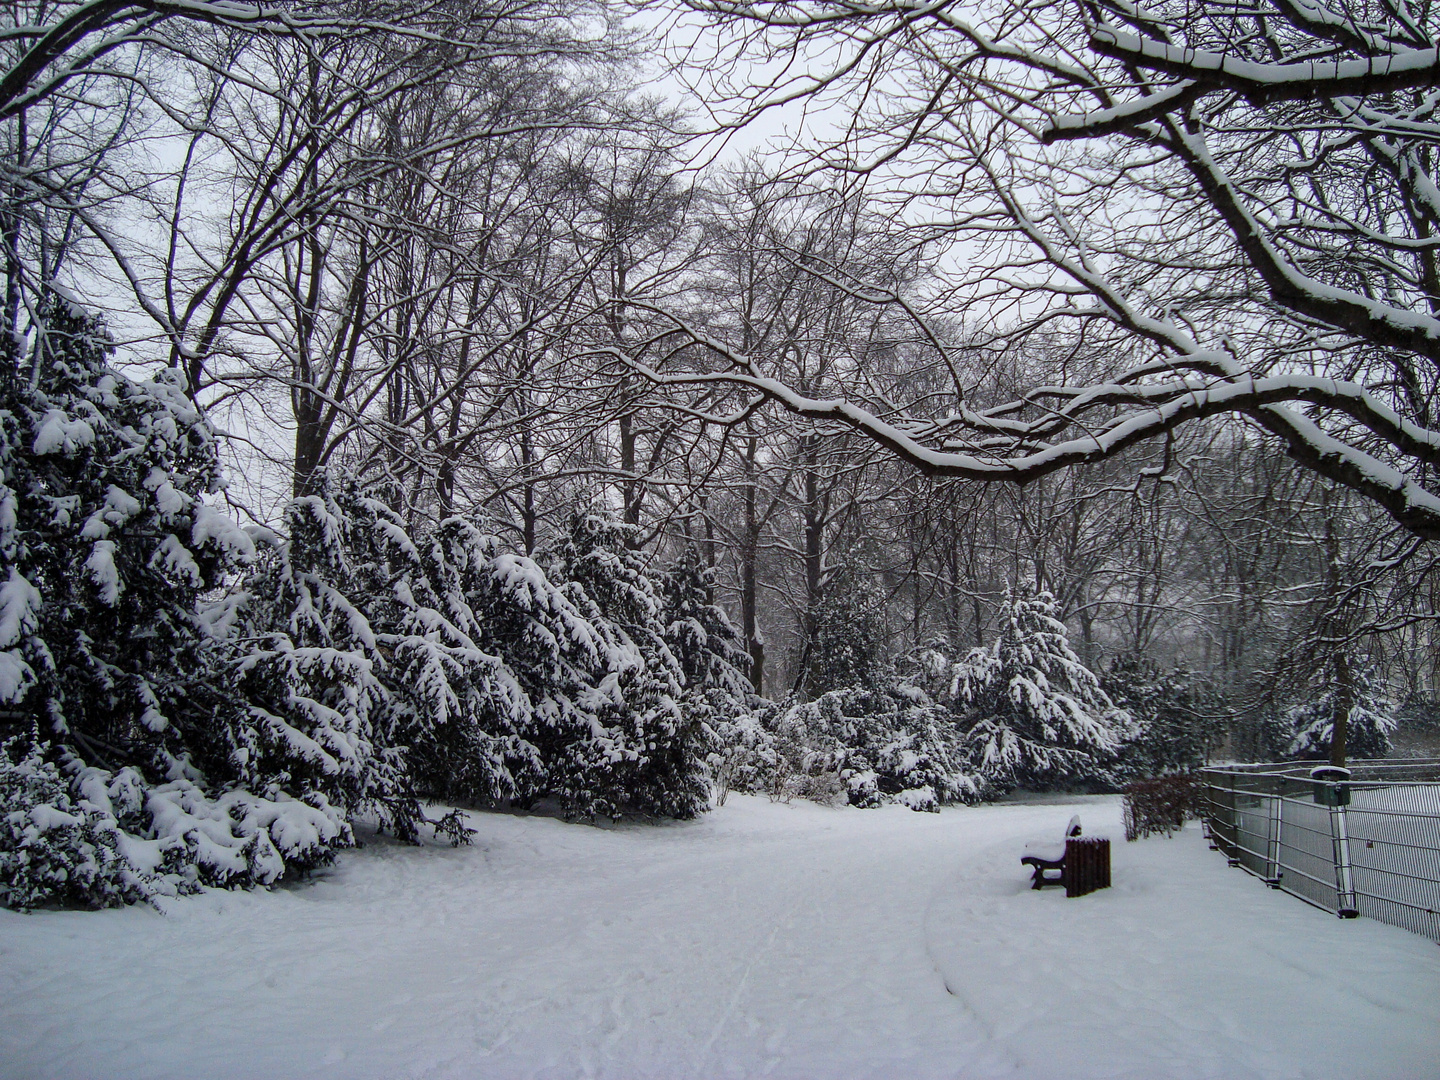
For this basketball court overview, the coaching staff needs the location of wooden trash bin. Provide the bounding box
[1064,836,1111,897]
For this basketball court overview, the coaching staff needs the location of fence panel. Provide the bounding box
[1346,784,1440,941]
[1200,761,1440,943]
[1276,794,1340,912]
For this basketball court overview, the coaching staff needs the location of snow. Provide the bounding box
[30,409,95,456]
[0,569,40,648]
[191,504,256,563]
[0,650,36,703]
[2,795,1437,1080]
[1022,840,1066,862]
[1089,27,1440,92]
[84,540,120,605]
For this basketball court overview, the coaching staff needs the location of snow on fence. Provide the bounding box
[1201,761,1440,942]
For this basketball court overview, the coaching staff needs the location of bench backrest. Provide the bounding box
[1066,815,1082,838]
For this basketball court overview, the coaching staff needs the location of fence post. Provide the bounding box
[1265,784,1283,888]
[1311,766,1359,918]
[1331,801,1359,918]
[1225,773,1242,866]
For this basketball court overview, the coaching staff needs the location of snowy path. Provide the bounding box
[2,795,1438,1079]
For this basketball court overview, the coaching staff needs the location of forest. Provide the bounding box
[4,0,1440,908]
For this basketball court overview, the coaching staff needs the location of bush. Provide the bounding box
[718,688,982,811]
[0,732,352,910]
[1122,774,1204,841]
[0,738,149,910]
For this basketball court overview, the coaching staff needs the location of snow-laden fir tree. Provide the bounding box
[387,511,610,817]
[225,480,411,843]
[1285,656,1396,761]
[0,295,245,771]
[799,565,891,698]
[541,510,707,819]
[948,583,1128,794]
[659,544,754,805]
[658,544,750,700]
[230,477,623,834]
[0,295,346,906]
[767,686,982,810]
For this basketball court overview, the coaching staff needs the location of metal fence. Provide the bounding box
[1200,761,1440,942]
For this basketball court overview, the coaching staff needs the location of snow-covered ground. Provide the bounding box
[2,794,1438,1080]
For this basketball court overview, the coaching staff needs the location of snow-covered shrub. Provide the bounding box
[747,688,981,810]
[1,730,353,909]
[1285,659,1396,760]
[135,769,348,887]
[943,584,1128,795]
[0,736,148,909]
[706,697,787,805]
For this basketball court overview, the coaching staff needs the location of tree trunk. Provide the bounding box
[1331,653,1353,768]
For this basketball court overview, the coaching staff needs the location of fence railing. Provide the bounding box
[1200,760,1440,942]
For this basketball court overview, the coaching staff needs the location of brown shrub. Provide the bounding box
[1123,774,1204,841]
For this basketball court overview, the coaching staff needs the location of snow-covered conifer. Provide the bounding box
[223,480,387,846]
[659,545,750,699]
[948,583,1127,794]
[800,568,891,698]
[1103,656,1214,780]
[382,512,585,815]
[541,511,707,819]
[1285,659,1396,761]
[0,295,245,773]
[659,544,753,805]
[0,296,357,904]
[770,687,981,810]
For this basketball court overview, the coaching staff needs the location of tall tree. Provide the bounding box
[643,0,1440,541]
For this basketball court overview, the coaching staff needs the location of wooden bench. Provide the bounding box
[1021,816,1112,897]
[1021,815,1082,890]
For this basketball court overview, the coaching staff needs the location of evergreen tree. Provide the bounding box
[800,567,890,698]
[390,512,604,816]
[1103,655,1215,780]
[1285,658,1396,761]
[0,295,247,772]
[541,511,707,819]
[659,545,750,699]
[225,481,404,841]
[948,583,1128,794]
[770,686,981,810]
[0,296,350,906]
[659,544,752,806]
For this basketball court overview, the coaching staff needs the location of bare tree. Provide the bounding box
[635,0,1440,542]
[4,0,637,511]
